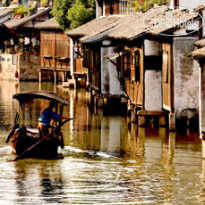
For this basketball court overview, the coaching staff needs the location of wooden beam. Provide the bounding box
[137,110,167,116]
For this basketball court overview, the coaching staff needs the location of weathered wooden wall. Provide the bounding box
[75,57,87,74]
[162,42,172,112]
[124,47,144,108]
[85,47,101,90]
[40,31,70,68]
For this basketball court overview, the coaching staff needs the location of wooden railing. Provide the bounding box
[41,56,70,71]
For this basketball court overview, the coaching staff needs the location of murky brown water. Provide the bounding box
[0,81,204,204]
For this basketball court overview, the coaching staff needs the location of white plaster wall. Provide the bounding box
[101,47,110,94]
[202,10,205,38]
[145,70,162,111]
[144,40,161,56]
[96,0,99,18]
[103,1,105,16]
[173,20,200,36]
[170,0,205,9]
[199,63,205,133]
[96,0,103,18]
[101,46,123,95]
[173,37,199,118]
[0,54,17,80]
[144,39,162,111]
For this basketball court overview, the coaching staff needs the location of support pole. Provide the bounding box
[169,113,176,131]
[39,69,42,82]
[62,71,66,82]
[54,71,57,84]
[70,38,74,76]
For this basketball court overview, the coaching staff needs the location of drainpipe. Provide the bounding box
[199,60,202,136]
[70,38,74,76]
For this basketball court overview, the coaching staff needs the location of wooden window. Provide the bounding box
[134,50,140,82]
[163,50,169,83]
[82,49,87,68]
[144,56,162,70]
[119,0,135,14]
[83,49,92,69]
[123,53,131,78]
[174,0,179,7]
[56,40,70,57]
[42,40,52,56]
[104,0,117,15]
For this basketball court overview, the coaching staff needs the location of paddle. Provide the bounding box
[13,118,72,161]
[6,113,20,143]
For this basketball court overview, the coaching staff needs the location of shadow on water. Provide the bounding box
[0,81,204,204]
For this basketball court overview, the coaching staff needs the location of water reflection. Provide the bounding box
[0,81,204,204]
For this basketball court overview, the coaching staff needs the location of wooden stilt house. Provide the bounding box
[66,15,126,110]
[34,17,70,83]
[192,39,205,137]
[108,6,201,130]
[0,7,52,80]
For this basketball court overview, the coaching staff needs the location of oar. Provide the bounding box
[13,118,72,161]
[6,113,19,143]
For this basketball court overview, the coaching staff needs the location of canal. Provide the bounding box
[0,81,204,204]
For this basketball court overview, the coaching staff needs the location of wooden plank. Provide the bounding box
[39,66,70,72]
[137,110,167,116]
[105,5,110,15]
[162,42,171,111]
[89,84,99,91]
[73,72,87,78]
[40,31,70,68]
[123,46,143,107]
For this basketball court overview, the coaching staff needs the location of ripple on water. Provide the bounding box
[0,82,203,204]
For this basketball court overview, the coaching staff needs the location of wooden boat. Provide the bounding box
[6,90,70,160]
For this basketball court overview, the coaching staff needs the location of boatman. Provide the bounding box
[38,101,69,138]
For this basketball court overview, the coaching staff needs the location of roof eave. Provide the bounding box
[9,7,52,29]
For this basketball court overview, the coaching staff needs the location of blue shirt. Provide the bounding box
[39,108,61,126]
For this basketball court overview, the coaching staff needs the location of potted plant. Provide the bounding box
[7,48,12,54]
[33,45,40,55]
[4,41,10,51]
[18,38,24,54]
[11,7,18,18]
[14,44,20,53]
[18,49,24,55]
[16,5,26,18]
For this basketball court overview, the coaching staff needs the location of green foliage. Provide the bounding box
[67,0,95,29]
[50,0,73,31]
[16,5,26,15]
[11,1,18,5]
[33,45,40,53]
[51,0,95,31]
[12,7,18,15]
[133,0,170,12]
[41,0,48,7]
